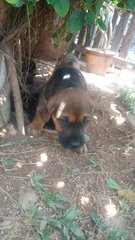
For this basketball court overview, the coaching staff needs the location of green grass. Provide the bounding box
[118,90,135,114]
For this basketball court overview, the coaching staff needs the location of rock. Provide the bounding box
[19,188,38,211]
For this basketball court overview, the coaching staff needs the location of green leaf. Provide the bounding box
[27,0,37,14]
[86,0,93,7]
[31,174,45,191]
[53,0,69,17]
[63,225,70,240]
[108,230,129,239]
[55,193,70,203]
[127,0,135,10]
[1,156,15,168]
[67,11,85,33]
[71,168,81,175]
[97,18,106,31]
[42,227,51,240]
[85,134,90,142]
[86,12,95,26]
[95,0,103,15]
[14,0,24,7]
[54,202,65,210]
[90,211,108,231]
[48,219,62,229]
[46,0,55,4]
[119,200,130,214]
[5,0,20,4]
[64,209,82,222]
[106,178,121,190]
[66,222,85,239]
[47,199,57,211]
[88,161,101,171]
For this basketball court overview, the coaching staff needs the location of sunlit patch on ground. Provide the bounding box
[105,200,118,218]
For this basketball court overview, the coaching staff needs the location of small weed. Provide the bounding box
[90,211,130,240]
[88,160,101,171]
[85,134,90,143]
[28,174,85,239]
[0,156,15,169]
[118,90,135,114]
[65,167,81,177]
[119,200,130,215]
[26,174,132,239]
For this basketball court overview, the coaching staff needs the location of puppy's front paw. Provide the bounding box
[77,144,88,154]
[26,124,42,136]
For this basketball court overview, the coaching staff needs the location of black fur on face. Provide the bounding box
[58,122,86,150]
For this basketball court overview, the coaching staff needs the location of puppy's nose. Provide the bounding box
[70,139,82,149]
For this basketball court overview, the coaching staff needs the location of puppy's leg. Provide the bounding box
[27,96,51,135]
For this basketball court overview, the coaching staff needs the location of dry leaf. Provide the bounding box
[118,189,135,201]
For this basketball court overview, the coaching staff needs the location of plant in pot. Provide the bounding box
[85,1,115,75]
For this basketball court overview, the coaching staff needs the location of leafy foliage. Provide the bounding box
[90,211,130,239]
[66,11,85,33]
[5,0,135,35]
[118,90,135,114]
[47,0,69,17]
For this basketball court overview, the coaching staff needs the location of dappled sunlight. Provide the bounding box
[36,152,48,167]
[110,103,126,125]
[105,200,118,218]
[115,115,125,125]
[123,146,133,156]
[82,68,135,94]
[83,72,115,94]
[80,196,90,205]
[15,152,48,169]
[16,162,23,168]
[29,135,34,138]
[0,96,7,105]
[0,128,7,136]
[93,115,98,124]
[56,181,65,189]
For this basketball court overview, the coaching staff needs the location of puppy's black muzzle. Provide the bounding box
[59,125,85,150]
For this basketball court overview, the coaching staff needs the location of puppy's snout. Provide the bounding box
[70,139,82,149]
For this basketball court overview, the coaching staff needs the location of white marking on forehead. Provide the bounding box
[63,74,70,80]
[56,102,66,118]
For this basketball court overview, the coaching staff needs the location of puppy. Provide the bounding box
[28,55,94,150]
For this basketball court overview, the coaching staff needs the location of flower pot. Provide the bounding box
[85,48,115,75]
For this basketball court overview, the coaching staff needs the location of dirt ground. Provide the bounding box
[0,62,135,240]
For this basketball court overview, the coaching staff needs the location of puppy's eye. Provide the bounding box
[83,117,90,124]
[60,116,69,125]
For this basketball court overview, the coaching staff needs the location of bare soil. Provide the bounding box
[0,63,135,240]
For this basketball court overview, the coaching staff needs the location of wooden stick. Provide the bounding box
[0,41,25,135]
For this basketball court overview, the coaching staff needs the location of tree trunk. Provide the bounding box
[111,12,131,53]
[92,28,102,48]
[119,13,135,59]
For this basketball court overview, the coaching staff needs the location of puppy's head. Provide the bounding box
[47,88,94,150]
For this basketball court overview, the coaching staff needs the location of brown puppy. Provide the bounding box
[28,55,94,150]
